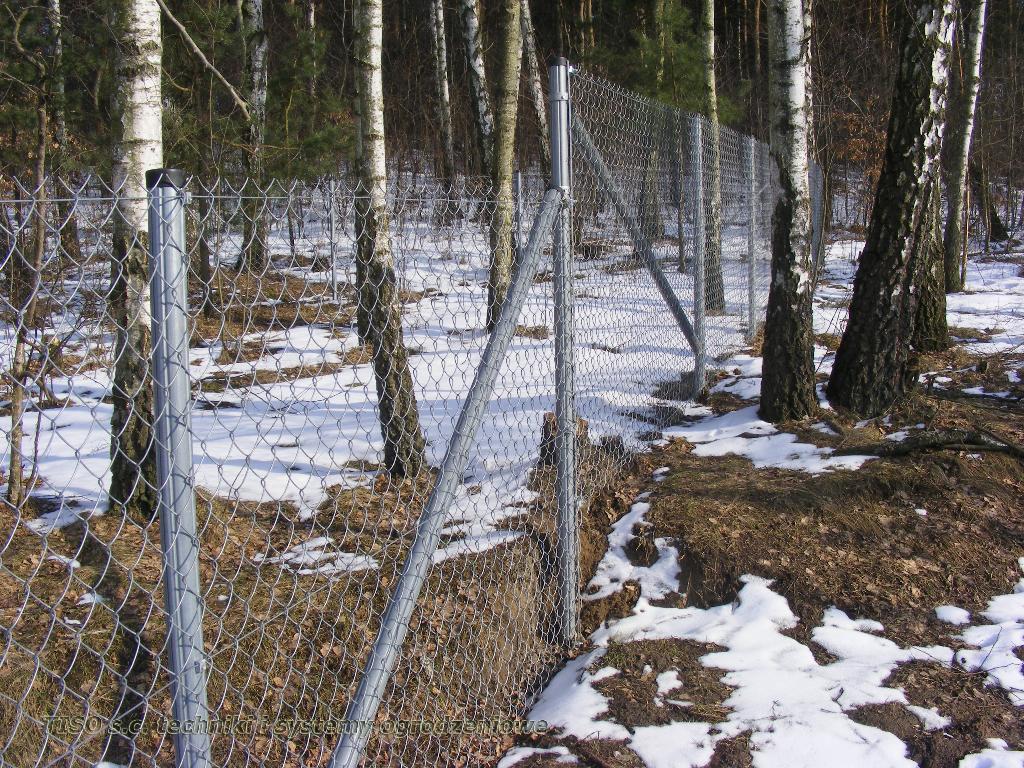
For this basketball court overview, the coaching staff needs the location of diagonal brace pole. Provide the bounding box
[572,120,700,354]
[330,188,564,768]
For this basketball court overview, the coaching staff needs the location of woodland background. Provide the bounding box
[1,0,1021,234]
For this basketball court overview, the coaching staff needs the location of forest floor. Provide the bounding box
[499,240,1024,768]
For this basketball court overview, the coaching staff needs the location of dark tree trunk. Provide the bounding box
[969,158,1010,244]
[640,146,662,243]
[108,229,159,522]
[827,0,954,417]
[486,0,522,330]
[913,184,948,352]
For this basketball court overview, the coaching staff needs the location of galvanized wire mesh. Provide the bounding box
[568,69,779,411]
[0,66,797,768]
[0,172,568,767]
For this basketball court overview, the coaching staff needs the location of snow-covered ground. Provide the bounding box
[502,237,1024,768]
[507,468,1024,768]
[1,192,767,571]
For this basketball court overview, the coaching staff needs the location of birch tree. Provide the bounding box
[459,0,494,174]
[430,0,457,189]
[759,0,816,422]
[353,0,426,476]
[520,0,550,172]
[109,0,162,521]
[487,0,522,330]
[701,0,727,313]
[942,0,987,292]
[236,0,269,271]
[827,0,954,417]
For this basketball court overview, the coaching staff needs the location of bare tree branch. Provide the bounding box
[153,0,251,122]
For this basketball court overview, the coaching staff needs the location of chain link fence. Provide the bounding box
[568,68,792,400]
[0,64,816,767]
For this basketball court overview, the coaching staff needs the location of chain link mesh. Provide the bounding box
[569,69,780,409]
[1,67,805,768]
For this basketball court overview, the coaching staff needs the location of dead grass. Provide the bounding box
[515,325,551,341]
[884,662,1024,767]
[815,332,843,351]
[191,269,354,345]
[0,425,655,766]
[597,640,732,727]
[649,428,1024,643]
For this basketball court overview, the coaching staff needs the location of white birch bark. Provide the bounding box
[47,0,68,168]
[459,0,494,173]
[520,0,550,171]
[239,0,268,269]
[430,0,457,185]
[354,0,426,476]
[760,0,816,421]
[243,0,268,149]
[942,0,987,291]
[109,0,161,518]
[701,0,726,311]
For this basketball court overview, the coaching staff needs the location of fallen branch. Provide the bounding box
[835,429,1024,460]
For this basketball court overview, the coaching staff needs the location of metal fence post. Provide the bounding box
[146,168,213,768]
[746,136,758,343]
[329,177,339,302]
[549,56,578,647]
[689,118,707,396]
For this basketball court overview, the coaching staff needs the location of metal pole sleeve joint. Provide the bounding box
[549,60,572,193]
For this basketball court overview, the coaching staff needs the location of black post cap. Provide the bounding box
[145,168,186,190]
[547,55,569,68]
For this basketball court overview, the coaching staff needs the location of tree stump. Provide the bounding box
[539,412,589,467]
